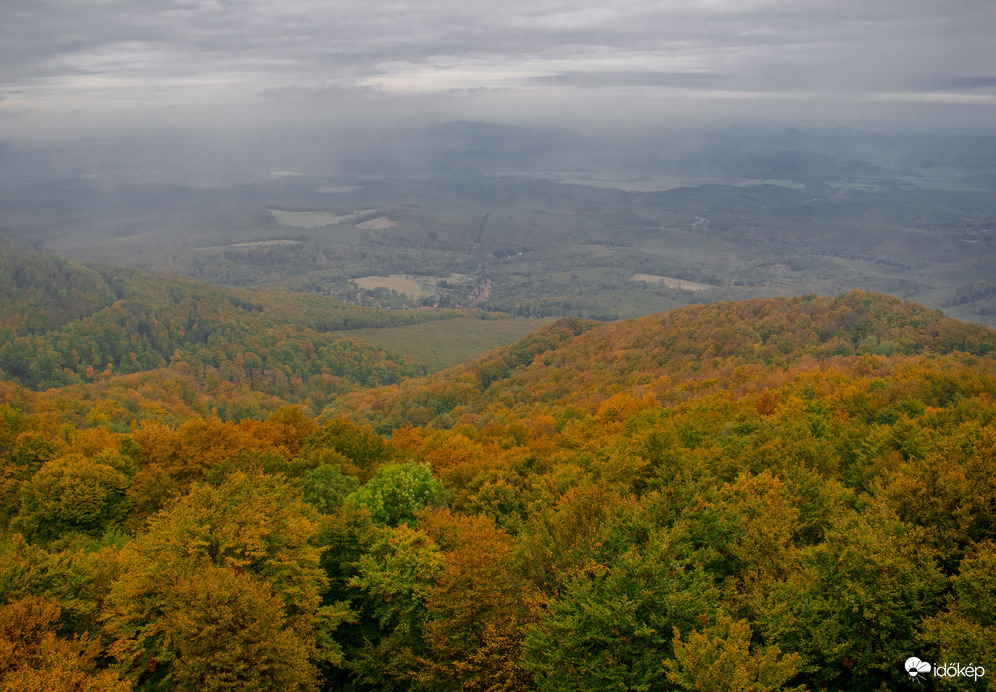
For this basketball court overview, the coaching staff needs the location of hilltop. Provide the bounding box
[327,291,996,431]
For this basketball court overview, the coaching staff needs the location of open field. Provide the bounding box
[528,174,694,192]
[335,316,556,372]
[355,216,397,230]
[269,209,374,228]
[353,275,434,298]
[201,239,304,250]
[760,179,807,189]
[629,274,715,291]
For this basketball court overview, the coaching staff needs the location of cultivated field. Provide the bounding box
[629,274,715,291]
[269,209,374,228]
[355,217,397,230]
[353,275,433,298]
[336,316,555,372]
[201,239,304,250]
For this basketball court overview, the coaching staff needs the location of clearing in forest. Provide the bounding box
[353,275,433,298]
[269,209,375,228]
[355,217,397,230]
[629,274,714,291]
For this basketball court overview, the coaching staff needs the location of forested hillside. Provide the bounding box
[1,258,994,689]
[327,292,995,431]
[0,228,521,422]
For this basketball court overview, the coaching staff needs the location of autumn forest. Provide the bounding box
[2,225,995,691]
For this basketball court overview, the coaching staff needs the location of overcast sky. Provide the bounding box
[1,0,994,138]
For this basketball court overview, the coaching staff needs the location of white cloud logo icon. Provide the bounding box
[906,657,932,682]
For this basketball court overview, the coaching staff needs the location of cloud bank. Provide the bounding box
[1,0,994,136]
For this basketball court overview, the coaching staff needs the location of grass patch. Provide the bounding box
[269,209,374,228]
[760,179,807,189]
[337,317,556,372]
[353,275,433,299]
[629,274,715,291]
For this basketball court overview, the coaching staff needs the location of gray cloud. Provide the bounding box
[927,76,996,92]
[1,0,994,135]
[530,71,732,89]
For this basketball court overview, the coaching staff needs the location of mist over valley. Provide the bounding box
[3,121,995,326]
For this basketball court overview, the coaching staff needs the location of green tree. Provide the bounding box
[296,461,360,515]
[345,462,446,527]
[522,525,720,692]
[306,420,395,477]
[13,454,131,544]
[758,511,945,689]
[103,470,347,691]
[918,541,996,690]
[344,523,444,690]
[0,534,120,639]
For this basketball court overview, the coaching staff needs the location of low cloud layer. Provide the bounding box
[1,0,994,136]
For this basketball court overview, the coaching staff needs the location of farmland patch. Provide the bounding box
[269,209,375,228]
[353,275,434,298]
[202,239,304,250]
[629,274,714,291]
[355,216,397,230]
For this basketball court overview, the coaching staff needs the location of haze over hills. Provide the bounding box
[2,122,995,328]
[4,122,992,689]
[4,0,996,687]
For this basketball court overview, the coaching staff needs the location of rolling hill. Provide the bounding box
[2,229,995,690]
[326,291,996,431]
[0,227,547,423]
